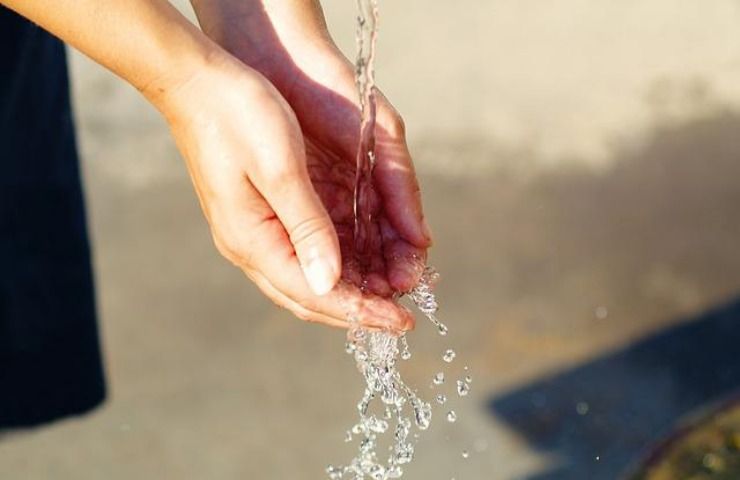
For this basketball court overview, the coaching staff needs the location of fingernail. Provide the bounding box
[303,256,337,296]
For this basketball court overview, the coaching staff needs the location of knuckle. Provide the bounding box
[288,216,333,250]
[212,228,254,268]
[262,160,302,188]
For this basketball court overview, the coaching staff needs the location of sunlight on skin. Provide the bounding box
[1,0,429,331]
[189,0,432,329]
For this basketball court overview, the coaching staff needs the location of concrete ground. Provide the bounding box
[2,1,740,479]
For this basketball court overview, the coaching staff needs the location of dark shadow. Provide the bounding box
[488,298,740,480]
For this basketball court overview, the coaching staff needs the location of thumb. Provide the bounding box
[251,165,341,296]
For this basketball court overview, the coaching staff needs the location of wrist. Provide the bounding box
[138,32,227,116]
[189,0,339,84]
[150,47,277,131]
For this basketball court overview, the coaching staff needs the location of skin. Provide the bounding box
[2,0,431,331]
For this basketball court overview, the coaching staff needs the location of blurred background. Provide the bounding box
[2,1,740,478]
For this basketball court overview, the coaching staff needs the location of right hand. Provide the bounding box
[158,54,414,331]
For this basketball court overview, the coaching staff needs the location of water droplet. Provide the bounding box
[413,400,432,430]
[432,372,445,386]
[462,450,470,459]
[344,431,353,443]
[446,411,457,423]
[399,334,411,360]
[436,394,447,405]
[326,465,344,479]
[395,442,414,464]
[352,327,367,341]
[387,465,403,478]
[465,375,472,383]
[443,349,456,363]
[576,401,589,415]
[456,380,470,397]
[369,464,385,480]
[437,323,449,336]
[367,417,389,433]
[594,306,608,320]
[345,342,357,355]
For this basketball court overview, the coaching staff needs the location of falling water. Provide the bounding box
[352,0,379,270]
[326,1,469,478]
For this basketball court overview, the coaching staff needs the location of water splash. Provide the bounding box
[408,268,449,336]
[325,0,468,477]
[328,278,439,479]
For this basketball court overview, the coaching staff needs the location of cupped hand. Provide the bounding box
[191,0,433,301]
[161,54,424,330]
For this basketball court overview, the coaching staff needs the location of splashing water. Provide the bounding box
[330,271,447,479]
[325,1,469,478]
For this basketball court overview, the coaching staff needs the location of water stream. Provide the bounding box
[325,2,469,478]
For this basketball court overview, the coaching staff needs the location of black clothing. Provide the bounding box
[0,6,105,427]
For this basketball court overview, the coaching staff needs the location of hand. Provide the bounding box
[190,0,433,314]
[160,53,419,330]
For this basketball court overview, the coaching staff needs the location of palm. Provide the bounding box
[192,5,431,326]
[290,59,428,297]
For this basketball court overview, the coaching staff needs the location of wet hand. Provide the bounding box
[161,55,417,330]
[190,0,433,300]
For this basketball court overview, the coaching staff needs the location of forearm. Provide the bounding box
[190,0,329,45]
[2,0,221,110]
[189,0,340,85]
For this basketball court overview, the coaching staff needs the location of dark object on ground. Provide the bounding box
[626,396,740,480]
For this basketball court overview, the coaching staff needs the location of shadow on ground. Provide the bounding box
[485,109,740,480]
[488,298,740,480]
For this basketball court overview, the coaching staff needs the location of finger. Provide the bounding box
[219,178,414,331]
[246,125,341,297]
[244,267,351,329]
[256,243,414,331]
[380,217,427,292]
[249,266,412,332]
[373,96,433,249]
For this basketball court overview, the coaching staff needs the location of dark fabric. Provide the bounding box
[0,6,106,427]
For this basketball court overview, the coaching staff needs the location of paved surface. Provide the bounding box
[2,2,740,479]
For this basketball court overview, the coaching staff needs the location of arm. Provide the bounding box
[2,0,214,110]
[2,0,412,330]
